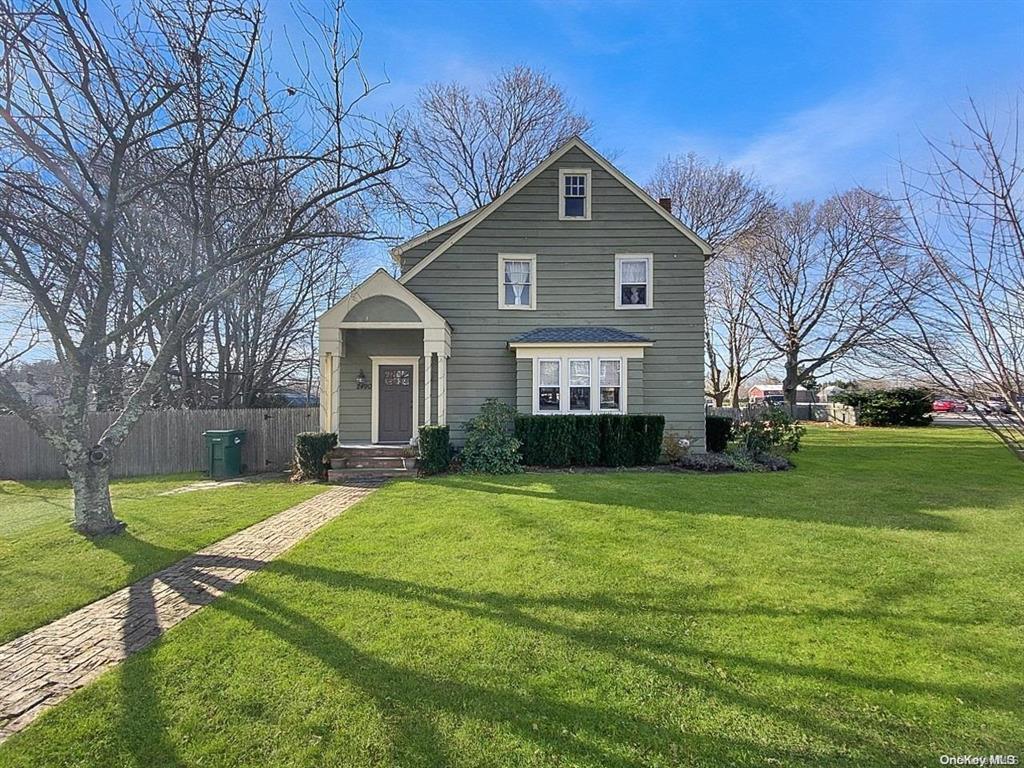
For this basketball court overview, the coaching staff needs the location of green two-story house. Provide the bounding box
[318,136,711,452]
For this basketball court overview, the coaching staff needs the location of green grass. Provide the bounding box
[2,427,1022,767]
[0,474,327,644]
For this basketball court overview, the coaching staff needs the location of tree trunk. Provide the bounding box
[727,379,742,408]
[66,450,124,536]
[783,352,801,407]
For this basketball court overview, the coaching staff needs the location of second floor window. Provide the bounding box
[559,168,591,220]
[615,254,653,309]
[499,254,535,309]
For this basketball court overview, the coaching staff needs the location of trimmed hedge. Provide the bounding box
[834,387,934,427]
[705,415,733,453]
[293,431,337,481]
[514,414,665,468]
[418,425,451,475]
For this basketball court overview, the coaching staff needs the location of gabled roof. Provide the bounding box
[508,327,652,346]
[318,268,448,330]
[398,136,715,285]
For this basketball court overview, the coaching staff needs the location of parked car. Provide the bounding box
[932,398,968,413]
[980,397,1013,415]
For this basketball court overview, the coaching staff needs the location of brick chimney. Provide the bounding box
[658,197,672,213]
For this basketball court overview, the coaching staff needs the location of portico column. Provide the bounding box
[423,351,433,427]
[437,354,448,426]
[330,353,342,434]
[319,351,332,431]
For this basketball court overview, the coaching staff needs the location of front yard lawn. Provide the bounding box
[1,427,1022,766]
[0,475,326,644]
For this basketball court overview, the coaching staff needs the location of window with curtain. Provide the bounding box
[600,359,622,410]
[616,255,651,308]
[568,359,591,411]
[500,256,534,308]
[538,359,561,411]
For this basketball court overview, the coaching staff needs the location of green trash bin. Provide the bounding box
[203,429,247,478]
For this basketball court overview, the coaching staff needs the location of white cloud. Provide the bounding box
[726,84,920,200]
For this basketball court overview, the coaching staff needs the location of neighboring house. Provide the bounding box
[318,136,712,448]
[747,384,816,404]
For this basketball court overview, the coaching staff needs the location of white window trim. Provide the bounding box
[531,354,627,415]
[615,253,654,310]
[370,356,420,444]
[558,168,592,221]
[597,357,624,413]
[497,253,537,310]
[568,358,592,412]
[534,357,562,414]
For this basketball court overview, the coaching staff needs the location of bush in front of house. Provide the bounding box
[417,425,451,475]
[661,431,691,463]
[705,415,734,453]
[513,414,665,468]
[675,451,793,473]
[834,387,934,427]
[293,431,337,481]
[461,399,523,474]
[515,413,600,466]
[732,407,804,460]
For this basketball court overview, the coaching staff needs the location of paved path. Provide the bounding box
[0,480,382,743]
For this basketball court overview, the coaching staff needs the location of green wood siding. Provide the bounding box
[405,146,705,448]
[337,329,424,443]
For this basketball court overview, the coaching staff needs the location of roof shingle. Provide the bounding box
[508,327,652,345]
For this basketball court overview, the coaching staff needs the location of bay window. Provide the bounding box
[533,355,625,414]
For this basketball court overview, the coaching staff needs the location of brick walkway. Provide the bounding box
[0,480,382,743]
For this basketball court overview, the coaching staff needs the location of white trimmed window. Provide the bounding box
[533,355,626,414]
[599,359,622,410]
[498,254,536,310]
[615,254,653,309]
[558,168,591,220]
[568,359,591,411]
[537,359,561,411]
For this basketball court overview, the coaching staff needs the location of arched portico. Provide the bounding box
[318,269,451,443]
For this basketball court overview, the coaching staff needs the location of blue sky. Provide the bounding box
[270,0,1022,209]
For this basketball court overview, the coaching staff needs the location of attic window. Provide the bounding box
[559,168,591,220]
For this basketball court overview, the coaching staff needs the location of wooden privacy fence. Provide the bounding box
[706,402,858,425]
[0,408,319,481]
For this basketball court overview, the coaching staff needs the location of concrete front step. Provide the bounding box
[327,467,413,483]
[330,455,412,470]
[331,444,416,459]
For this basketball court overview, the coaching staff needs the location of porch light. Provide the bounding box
[355,369,370,389]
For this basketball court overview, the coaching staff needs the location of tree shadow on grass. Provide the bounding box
[435,473,970,533]
[176,560,1021,766]
[211,578,859,768]
[110,550,272,768]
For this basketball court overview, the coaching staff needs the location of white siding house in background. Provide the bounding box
[747,384,816,404]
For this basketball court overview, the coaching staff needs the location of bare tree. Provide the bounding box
[751,190,909,405]
[404,65,591,224]
[704,247,776,406]
[647,154,776,405]
[0,0,404,535]
[875,98,1024,460]
[647,154,775,251]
